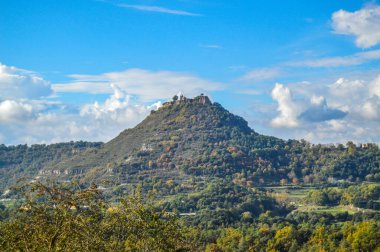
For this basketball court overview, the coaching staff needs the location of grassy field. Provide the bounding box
[259,185,380,215]
[294,205,379,214]
[259,185,314,204]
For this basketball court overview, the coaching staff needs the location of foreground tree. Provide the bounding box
[0,182,189,251]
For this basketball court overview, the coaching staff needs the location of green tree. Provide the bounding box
[346,221,380,252]
[0,182,188,252]
[266,226,296,252]
[216,228,243,252]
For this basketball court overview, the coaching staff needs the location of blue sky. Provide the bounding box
[1,0,380,144]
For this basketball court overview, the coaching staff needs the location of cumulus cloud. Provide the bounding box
[0,63,52,99]
[0,83,165,145]
[0,100,34,123]
[332,4,380,48]
[270,83,347,129]
[53,68,222,102]
[261,74,380,144]
[0,98,162,145]
[327,120,346,132]
[329,78,365,97]
[3,112,102,144]
[361,96,380,120]
[80,84,162,125]
[271,83,299,128]
[298,95,347,122]
[327,76,380,122]
[369,75,380,97]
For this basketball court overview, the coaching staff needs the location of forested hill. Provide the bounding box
[34,94,285,187]
[0,94,380,194]
[0,142,102,192]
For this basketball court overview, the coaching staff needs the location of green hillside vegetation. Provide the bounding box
[0,182,379,251]
[40,95,284,187]
[0,182,189,251]
[0,142,102,192]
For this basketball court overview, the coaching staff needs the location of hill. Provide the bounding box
[1,94,380,195]
[0,141,102,193]
[35,94,284,187]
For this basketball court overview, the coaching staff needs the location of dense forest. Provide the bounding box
[0,182,379,251]
[0,141,103,192]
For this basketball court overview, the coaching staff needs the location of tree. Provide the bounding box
[241,211,252,221]
[216,228,243,252]
[347,141,356,155]
[267,226,296,252]
[0,182,189,251]
[346,221,380,252]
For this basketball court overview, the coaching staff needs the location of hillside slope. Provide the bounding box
[0,142,102,192]
[41,94,283,187]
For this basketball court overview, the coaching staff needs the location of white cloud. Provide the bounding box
[329,77,365,97]
[332,4,380,48]
[0,84,164,144]
[271,83,299,128]
[235,89,261,95]
[80,84,162,125]
[303,132,315,142]
[0,63,52,99]
[239,67,282,82]
[117,4,201,16]
[0,100,33,123]
[287,50,380,68]
[52,82,113,95]
[53,68,222,102]
[200,44,223,49]
[0,99,63,125]
[0,97,162,145]
[260,74,380,144]
[299,95,347,122]
[361,97,380,120]
[7,113,100,144]
[310,95,325,106]
[369,75,380,97]
[327,120,346,132]
[326,76,380,122]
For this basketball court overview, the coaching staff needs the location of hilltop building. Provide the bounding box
[162,93,212,108]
